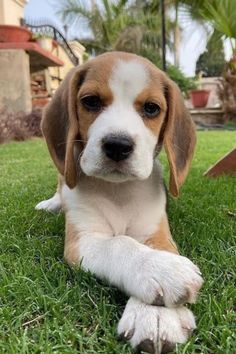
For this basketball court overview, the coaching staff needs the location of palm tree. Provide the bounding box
[57,0,130,54]
[199,0,236,56]
[168,0,210,68]
[178,0,236,58]
[57,0,175,65]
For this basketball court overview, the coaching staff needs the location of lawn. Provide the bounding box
[0,131,235,354]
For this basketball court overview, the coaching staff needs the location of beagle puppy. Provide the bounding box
[36,52,203,354]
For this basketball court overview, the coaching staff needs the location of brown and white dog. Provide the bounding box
[36,52,203,354]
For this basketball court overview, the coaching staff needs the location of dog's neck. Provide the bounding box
[74,160,165,204]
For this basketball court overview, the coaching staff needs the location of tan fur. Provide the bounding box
[134,88,166,136]
[56,174,64,194]
[144,216,178,254]
[64,220,80,266]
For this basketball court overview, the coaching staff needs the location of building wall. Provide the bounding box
[0,0,27,25]
[0,49,32,113]
[48,41,85,92]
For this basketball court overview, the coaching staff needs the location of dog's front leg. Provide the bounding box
[118,297,196,354]
[64,221,203,308]
[35,175,63,213]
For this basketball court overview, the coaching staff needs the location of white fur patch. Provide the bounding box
[62,164,166,242]
[78,234,202,307]
[109,59,149,103]
[35,192,61,213]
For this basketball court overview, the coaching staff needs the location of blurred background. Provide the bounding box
[0,0,236,143]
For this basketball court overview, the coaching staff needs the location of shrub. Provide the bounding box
[167,64,197,97]
[0,108,42,144]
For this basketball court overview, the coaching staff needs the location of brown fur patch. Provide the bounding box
[64,221,80,266]
[56,174,64,194]
[77,85,113,141]
[163,79,196,197]
[134,87,167,137]
[144,216,178,254]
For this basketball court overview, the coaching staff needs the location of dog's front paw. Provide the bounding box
[35,193,61,213]
[128,250,203,307]
[118,298,196,354]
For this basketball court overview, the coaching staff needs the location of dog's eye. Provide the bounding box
[81,95,102,112]
[143,102,161,118]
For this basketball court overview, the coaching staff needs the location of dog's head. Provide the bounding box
[42,52,196,197]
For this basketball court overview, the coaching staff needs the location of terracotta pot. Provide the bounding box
[0,25,31,43]
[190,90,210,108]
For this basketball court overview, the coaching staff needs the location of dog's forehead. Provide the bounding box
[109,59,149,101]
[82,53,159,96]
[79,53,167,107]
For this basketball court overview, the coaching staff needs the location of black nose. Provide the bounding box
[102,135,134,162]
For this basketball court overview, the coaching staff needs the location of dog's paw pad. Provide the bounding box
[161,340,176,353]
[136,339,155,353]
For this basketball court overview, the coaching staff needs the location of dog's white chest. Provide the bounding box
[62,167,166,242]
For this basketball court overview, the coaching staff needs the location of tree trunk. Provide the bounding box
[174,0,180,67]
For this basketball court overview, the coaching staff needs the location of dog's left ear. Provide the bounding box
[163,78,196,197]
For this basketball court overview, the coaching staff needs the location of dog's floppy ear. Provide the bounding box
[41,67,84,188]
[163,78,196,197]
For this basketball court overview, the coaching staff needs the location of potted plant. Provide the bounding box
[167,64,198,98]
[189,73,210,108]
[33,33,53,52]
[194,0,236,112]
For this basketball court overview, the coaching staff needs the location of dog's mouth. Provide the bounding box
[97,171,136,183]
[81,157,137,182]
[95,161,137,182]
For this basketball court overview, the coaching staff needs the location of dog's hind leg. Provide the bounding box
[35,174,63,213]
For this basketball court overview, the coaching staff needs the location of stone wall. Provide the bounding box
[0,49,32,113]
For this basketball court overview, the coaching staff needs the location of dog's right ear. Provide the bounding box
[41,67,85,188]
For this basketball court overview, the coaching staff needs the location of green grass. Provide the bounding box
[0,132,235,354]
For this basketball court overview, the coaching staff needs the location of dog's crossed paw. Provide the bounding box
[118,298,196,354]
[127,250,203,308]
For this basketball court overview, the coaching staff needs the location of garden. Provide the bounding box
[0,1,236,353]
